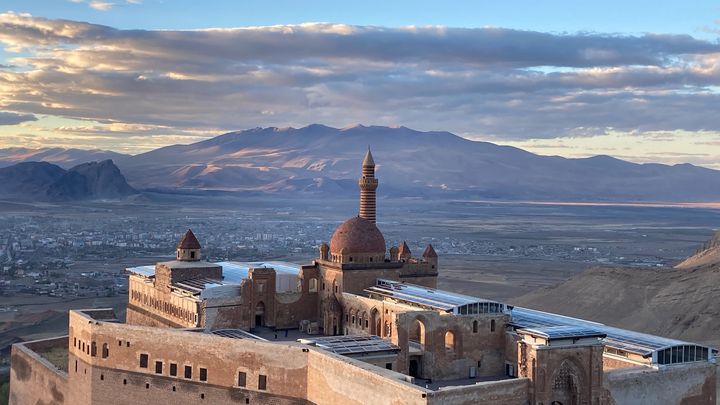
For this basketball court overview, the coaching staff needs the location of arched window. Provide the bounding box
[409,319,426,347]
[445,331,456,353]
[490,319,496,332]
[473,320,478,333]
[308,278,318,292]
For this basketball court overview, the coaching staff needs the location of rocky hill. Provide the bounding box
[0,160,137,201]
[0,147,128,169]
[675,230,720,269]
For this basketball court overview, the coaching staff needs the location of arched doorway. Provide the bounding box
[551,361,581,405]
[409,359,421,378]
[255,301,265,327]
[370,308,380,336]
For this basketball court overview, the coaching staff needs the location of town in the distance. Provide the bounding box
[6,149,718,405]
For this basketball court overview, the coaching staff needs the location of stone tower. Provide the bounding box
[176,229,202,261]
[358,147,378,223]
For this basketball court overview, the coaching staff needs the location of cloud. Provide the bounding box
[66,0,140,11]
[89,1,115,11]
[0,111,37,125]
[0,12,720,144]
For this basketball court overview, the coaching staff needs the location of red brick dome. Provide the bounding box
[330,217,386,255]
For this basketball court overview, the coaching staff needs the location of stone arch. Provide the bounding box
[444,331,456,353]
[255,301,265,327]
[308,278,318,293]
[409,317,427,348]
[550,359,583,405]
[361,311,368,329]
[350,308,357,326]
[370,308,381,336]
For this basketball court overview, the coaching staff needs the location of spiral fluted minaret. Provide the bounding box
[358,147,378,223]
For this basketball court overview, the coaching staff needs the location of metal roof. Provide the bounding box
[518,325,606,340]
[174,277,224,293]
[298,335,400,356]
[210,329,267,341]
[511,307,709,358]
[365,279,503,312]
[216,261,301,284]
[126,265,155,278]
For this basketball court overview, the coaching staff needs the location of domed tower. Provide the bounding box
[358,147,378,223]
[176,229,202,261]
[329,217,386,264]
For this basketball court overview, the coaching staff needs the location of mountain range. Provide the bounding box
[0,160,137,201]
[3,124,720,202]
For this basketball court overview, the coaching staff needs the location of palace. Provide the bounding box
[9,150,718,404]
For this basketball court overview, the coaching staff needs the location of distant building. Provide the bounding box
[9,149,718,405]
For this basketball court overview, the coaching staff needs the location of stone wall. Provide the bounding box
[126,303,186,329]
[602,354,648,370]
[128,274,199,328]
[305,349,427,405]
[605,362,716,405]
[67,353,308,405]
[9,337,69,405]
[396,310,508,380]
[426,378,530,405]
[68,310,310,401]
[521,343,609,405]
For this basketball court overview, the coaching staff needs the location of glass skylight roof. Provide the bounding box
[210,329,266,341]
[365,279,506,314]
[298,335,400,356]
[511,307,713,361]
[519,325,606,340]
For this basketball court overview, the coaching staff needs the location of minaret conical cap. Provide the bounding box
[177,229,201,249]
[362,147,375,167]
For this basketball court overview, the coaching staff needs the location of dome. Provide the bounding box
[329,216,386,255]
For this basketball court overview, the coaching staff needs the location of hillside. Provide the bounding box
[5,124,720,201]
[515,228,720,347]
[675,230,720,269]
[0,147,128,169]
[0,160,137,201]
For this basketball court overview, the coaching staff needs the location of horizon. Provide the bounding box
[1,2,720,168]
[0,122,715,171]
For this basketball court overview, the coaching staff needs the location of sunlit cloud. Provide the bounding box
[0,12,719,165]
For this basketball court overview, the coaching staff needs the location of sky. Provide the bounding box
[0,1,720,168]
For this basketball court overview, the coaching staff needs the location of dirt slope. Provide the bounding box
[514,264,720,347]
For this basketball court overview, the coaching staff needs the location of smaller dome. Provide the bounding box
[330,217,386,255]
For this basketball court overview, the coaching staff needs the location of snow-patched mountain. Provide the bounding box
[0,160,137,201]
[114,124,720,201]
[0,147,129,169]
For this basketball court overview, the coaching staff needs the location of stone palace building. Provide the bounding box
[9,149,718,404]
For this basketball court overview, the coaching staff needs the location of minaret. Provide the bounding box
[358,147,379,223]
